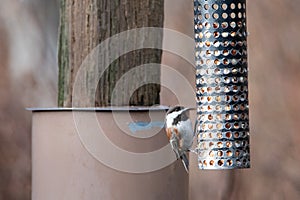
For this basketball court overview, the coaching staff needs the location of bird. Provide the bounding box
[165,106,195,173]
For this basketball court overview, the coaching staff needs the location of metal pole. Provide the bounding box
[194,0,250,169]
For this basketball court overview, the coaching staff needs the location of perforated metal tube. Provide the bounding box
[194,0,250,169]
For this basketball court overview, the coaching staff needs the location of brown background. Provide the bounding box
[0,0,300,199]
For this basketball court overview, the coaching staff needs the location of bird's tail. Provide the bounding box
[180,153,189,173]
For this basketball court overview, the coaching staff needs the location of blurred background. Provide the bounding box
[0,0,299,199]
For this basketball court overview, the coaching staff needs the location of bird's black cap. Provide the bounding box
[166,106,185,114]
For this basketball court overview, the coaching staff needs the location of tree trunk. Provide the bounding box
[58,0,164,107]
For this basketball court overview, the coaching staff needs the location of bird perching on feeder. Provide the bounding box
[194,0,250,170]
[165,106,196,173]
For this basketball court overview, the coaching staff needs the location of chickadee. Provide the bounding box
[165,106,195,173]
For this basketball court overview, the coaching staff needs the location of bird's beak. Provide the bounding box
[183,107,196,112]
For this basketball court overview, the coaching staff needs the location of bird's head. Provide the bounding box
[165,106,195,127]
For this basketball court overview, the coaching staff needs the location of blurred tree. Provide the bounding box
[58,0,164,107]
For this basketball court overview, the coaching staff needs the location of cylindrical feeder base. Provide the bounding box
[31,108,188,200]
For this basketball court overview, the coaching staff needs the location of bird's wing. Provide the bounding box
[170,131,181,159]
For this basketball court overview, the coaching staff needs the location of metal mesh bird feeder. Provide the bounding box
[194,0,250,169]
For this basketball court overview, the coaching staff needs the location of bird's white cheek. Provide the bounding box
[165,118,172,128]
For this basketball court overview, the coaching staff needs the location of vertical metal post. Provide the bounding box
[194,0,250,169]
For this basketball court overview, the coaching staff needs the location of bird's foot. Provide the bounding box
[188,148,199,154]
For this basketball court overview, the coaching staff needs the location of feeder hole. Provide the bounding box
[215,86,221,92]
[234,132,239,138]
[226,150,233,157]
[223,50,229,56]
[213,13,219,19]
[212,4,219,10]
[222,3,228,10]
[222,13,228,19]
[213,41,220,47]
[217,151,223,157]
[214,59,220,65]
[215,96,221,102]
[204,22,210,29]
[230,12,236,19]
[205,41,211,47]
[218,160,224,166]
[213,22,219,28]
[217,142,223,148]
[224,86,230,93]
[227,160,233,166]
[232,77,238,83]
[213,31,220,38]
[214,50,220,56]
[222,32,229,37]
[230,3,236,9]
[207,87,212,93]
[204,4,209,10]
[225,105,231,111]
[225,132,232,138]
[230,21,236,28]
[238,12,242,18]
[221,22,228,28]
[234,123,239,129]
[225,114,231,120]
[237,3,242,9]
[226,141,232,148]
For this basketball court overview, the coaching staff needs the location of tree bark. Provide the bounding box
[58,0,164,107]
